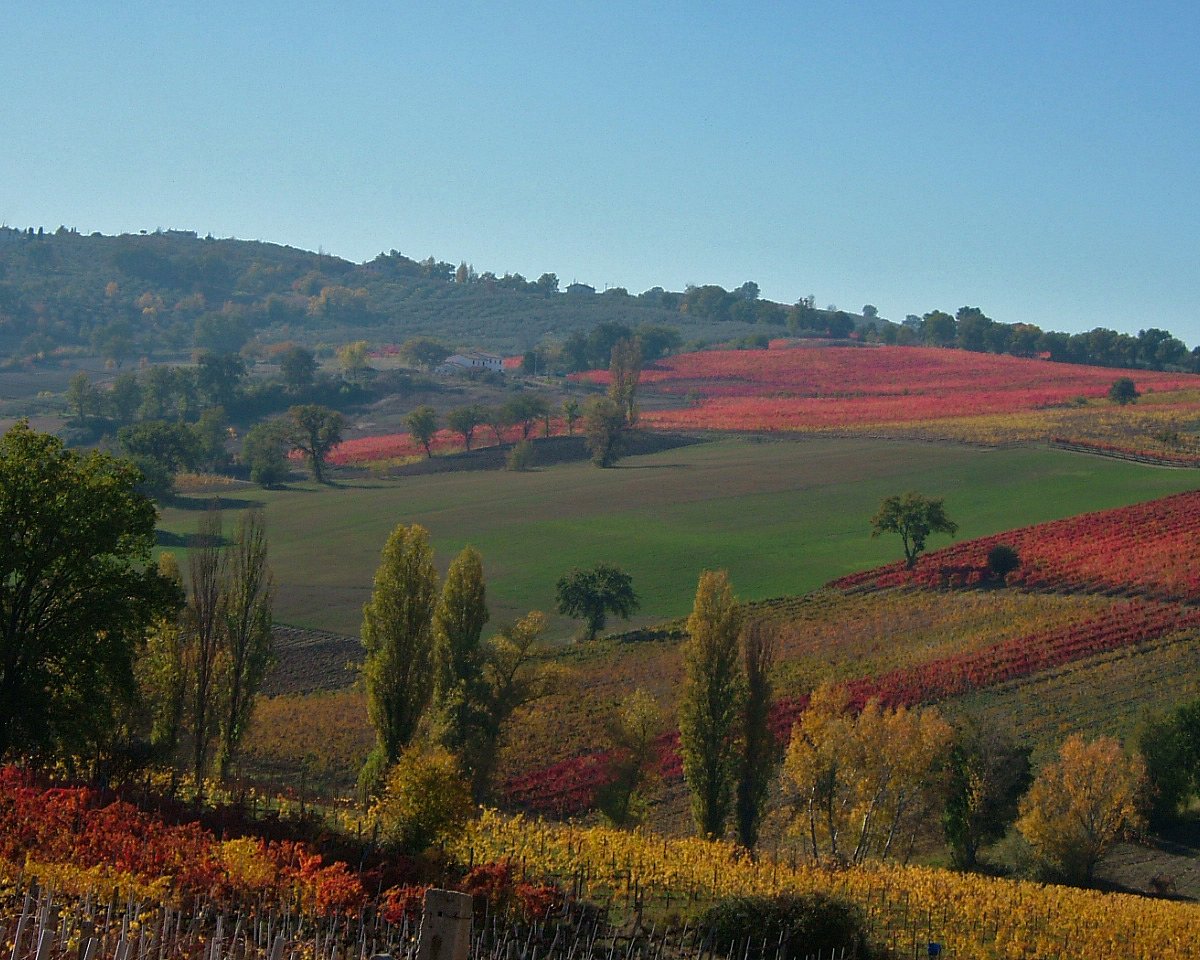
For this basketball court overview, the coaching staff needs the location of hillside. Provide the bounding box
[0,227,790,360]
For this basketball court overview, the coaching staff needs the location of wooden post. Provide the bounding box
[416,891,472,960]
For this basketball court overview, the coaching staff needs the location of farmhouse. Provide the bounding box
[437,351,504,374]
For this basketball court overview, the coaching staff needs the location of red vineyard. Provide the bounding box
[503,598,1200,815]
[574,346,1200,432]
[830,489,1200,599]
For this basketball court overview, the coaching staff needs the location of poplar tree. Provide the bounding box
[431,545,490,792]
[679,570,745,839]
[360,523,439,795]
[736,618,777,850]
[216,510,275,778]
[187,508,226,791]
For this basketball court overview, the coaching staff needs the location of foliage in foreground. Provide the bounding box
[699,893,869,960]
[455,811,1200,960]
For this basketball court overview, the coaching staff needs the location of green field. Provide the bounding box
[157,437,1200,638]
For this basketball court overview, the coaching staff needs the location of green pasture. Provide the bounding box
[156,437,1200,639]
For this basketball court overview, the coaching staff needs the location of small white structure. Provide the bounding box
[438,352,504,374]
[417,889,473,960]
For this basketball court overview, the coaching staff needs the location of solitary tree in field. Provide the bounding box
[555,564,639,640]
[870,492,957,568]
[679,570,744,839]
[360,523,439,796]
[406,405,439,458]
[1108,377,1140,405]
[286,404,344,482]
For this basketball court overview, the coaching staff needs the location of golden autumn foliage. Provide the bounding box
[1016,733,1147,883]
[452,811,1200,960]
[782,683,952,865]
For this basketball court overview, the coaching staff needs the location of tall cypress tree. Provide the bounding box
[360,523,439,796]
[679,570,745,839]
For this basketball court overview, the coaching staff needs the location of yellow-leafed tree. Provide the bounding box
[783,682,952,865]
[1016,734,1146,883]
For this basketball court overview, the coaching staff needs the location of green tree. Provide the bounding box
[400,336,451,371]
[136,553,189,762]
[287,404,344,483]
[483,405,509,446]
[278,344,317,394]
[584,396,626,467]
[1108,377,1140,405]
[870,492,958,568]
[0,423,178,760]
[447,405,485,450]
[65,371,101,425]
[555,564,640,640]
[195,351,246,408]
[118,420,199,473]
[562,398,581,435]
[192,407,231,473]
[922,310,957,346]
[216,510,274,779]
[986,544,1020,582]
[679,570,745,839]
[360,524,439,796]
[597,689,663,827]
[503,394,547,440]
[736,619,777,851]
[1137,698,1200,826]
[241,420,290,487]
[474,611,554,799]
[431,546,491,795]
[406,405,439,458]
[107,372,142,425]
[942,719,1032,869]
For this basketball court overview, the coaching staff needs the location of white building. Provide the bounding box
[437,351,504,374]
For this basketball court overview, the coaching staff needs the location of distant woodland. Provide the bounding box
[1,225,1195,372]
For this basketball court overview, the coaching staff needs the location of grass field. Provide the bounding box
[157,436,1200,638]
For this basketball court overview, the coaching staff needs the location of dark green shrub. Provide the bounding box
[986,544,1020,581]
[698,892,870,960]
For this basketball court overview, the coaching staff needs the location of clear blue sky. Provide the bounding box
[3,2,1198,342]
